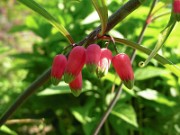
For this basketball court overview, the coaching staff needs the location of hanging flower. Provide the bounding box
[51,54,67,85]
[86,44,101,72]
[112,53,134,89]
[96,48,112,78]
[64,46,86,83]
[69,72,82,97]
[173,0,180,21]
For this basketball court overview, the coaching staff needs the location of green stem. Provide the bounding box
[130,1,158,135]
[142,15,176,66]
[151,11,171,22]
[151,3,169,17]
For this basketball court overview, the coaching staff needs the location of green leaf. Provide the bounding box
[102,72,121,85]
[71,98,96,124]
[71,98,99,135]
[37,82,70,96]
[17,0,74,44]
[111,104,138,127]
[0,125,18,135]
[137,89,176,106]
[135,66,170,80]
[91,0,108,35]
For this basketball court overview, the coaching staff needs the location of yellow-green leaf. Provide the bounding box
[17,0,74,44]
[92,0,108,35]
[111,104,138,127]
[142,14,176,66]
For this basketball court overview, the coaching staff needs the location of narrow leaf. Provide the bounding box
[17,0,74,44]
[0,125,18,135]
[92,0,108,35]
[142,14,176,66]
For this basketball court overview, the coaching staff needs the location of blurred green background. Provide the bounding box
[0,0,180,135]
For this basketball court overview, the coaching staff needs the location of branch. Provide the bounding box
[0,0,146,126]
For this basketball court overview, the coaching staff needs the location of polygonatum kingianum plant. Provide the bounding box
[51,44,135,96]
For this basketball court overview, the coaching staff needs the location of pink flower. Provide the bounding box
[173,0,180,21]
[96,48,112,78]
[51,54,67,85]
[64,46,86,83]
[86,44,101,72]
[112,53,134,89]
[173,0,180,13]
[69,72,82,97]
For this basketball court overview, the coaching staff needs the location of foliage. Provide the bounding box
[0,0,180,135]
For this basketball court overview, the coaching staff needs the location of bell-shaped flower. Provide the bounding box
[112,53,134,89]
[96,48,112,78]
[51,54,67,85]
[69,71,82,97]
[173,0,180,21]
[64,46,86,83]
[86,44,101,72]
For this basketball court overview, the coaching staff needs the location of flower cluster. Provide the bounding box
[51,44,134,97]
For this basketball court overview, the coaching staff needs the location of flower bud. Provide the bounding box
[112,53,134,89]
[96,48,112,78]
[69,72,82,97]
[64,46,86,83]
[51,54,67,85]
[173,0,180,21]
[86,44,101,72]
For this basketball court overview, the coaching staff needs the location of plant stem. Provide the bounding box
[93,84,123,135]
[151,11,171,22]
[0,0,146,127]
[92,1,158,135]
[131,0,157,61]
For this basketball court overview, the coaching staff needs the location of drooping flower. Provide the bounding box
[69,71,82,97]
[86,44,101,72]
[64,46,86,83]
[173,0,180,13]
[96,48,112,78]
[173,0,180,21]
[51,54,67,85]
[112,53,134,89]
